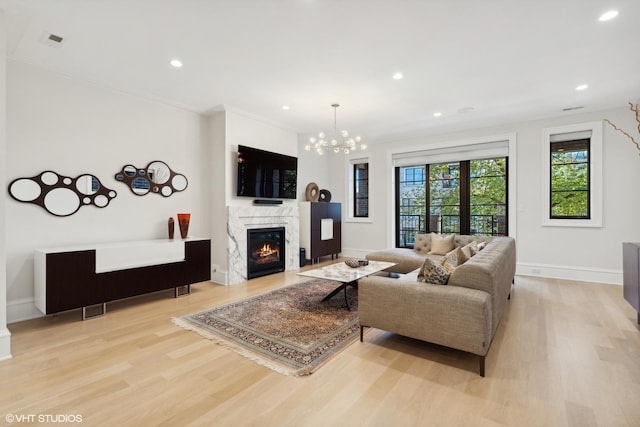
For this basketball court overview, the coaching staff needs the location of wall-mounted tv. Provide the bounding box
[236,145,298,199]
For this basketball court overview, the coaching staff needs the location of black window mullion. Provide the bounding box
[459,161,471,235]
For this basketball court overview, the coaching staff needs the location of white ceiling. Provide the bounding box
[3,0,640,143]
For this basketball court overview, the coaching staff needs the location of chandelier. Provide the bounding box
[305,103,366,155]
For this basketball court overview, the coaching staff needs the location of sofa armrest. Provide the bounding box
[358,276,492,356]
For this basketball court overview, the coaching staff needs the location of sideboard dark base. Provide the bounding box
[38,239,211,319]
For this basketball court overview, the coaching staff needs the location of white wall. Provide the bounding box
[6,61,209,322]
[0,9,12,359]
[296,136,330,201]
[331,106,640,284]
[206,108,299,284]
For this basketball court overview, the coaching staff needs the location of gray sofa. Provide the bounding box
[359,234,516,376]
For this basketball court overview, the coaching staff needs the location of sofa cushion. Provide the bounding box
[413,233,431,254]
[456,247,470,265]
[428,233,455,255]
[417,258,450,285]
[440,249,458,273]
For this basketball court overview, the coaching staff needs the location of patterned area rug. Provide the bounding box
[172,279,359,376]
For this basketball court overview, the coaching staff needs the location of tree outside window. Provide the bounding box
[550,139,590,219]
[396,157,507,247]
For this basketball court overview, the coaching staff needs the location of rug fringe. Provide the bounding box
[171,317,313,376]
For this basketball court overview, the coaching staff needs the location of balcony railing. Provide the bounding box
[398,214,506,247]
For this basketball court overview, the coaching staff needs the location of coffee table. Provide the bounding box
[297,260,396,310]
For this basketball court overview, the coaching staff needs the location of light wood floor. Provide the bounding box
[2,261,640,427]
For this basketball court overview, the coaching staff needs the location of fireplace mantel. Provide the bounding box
[227,205,299,285]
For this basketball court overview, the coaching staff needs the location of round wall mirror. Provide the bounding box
[115,161,188,197]
[8,171,117,216]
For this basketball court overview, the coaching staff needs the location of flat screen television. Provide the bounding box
[236,145,298,199]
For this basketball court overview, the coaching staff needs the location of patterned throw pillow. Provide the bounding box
[440,248,458,273]
[417,258,451,285]
[427,233,455,255]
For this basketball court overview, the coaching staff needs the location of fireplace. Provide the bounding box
[247,227,286,279]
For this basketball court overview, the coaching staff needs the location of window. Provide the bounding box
[353,162,369,217]
[550,139,590,219]
[542,121,602,227]
[396,157,508,247]
[347,157,371,222]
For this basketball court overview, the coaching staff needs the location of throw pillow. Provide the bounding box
[427,233,455,255]
[456,247,470,265]
[440,248,458,273]
[417,258,451,285]
[464,241,479,257]
[477,241,488,251]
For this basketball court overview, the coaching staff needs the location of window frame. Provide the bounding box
[346,155,372,223]
[353,161,369,218]
[542,121,602,228]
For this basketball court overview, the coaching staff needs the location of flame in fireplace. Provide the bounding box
[258,243,279,258]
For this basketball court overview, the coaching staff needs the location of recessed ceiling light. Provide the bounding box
[282,105,290,110]
[575,84,589,91]
[393,72,403,80]
[599,10,618,21]
[433,112,442,117]
[170,59,183,68]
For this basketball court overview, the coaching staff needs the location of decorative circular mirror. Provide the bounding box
[131,177,150,195]
[41,171,59,186]
[8,170,117,216]
[123,165,137,177]
[172,175,188,191]
[147,161,171,184]
[75,174,100,196]
[115,161,188,197]
[9,178,41,202]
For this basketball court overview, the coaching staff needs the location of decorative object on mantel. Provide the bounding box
[304,103,366,155]
[115,160,188,197]
[305,182,319,201]
[168,217,175,239]
[319,189,332,202]
[604,102,640,155]
[172,278,361,376]
[177,213,191,239]
[8,170,117,217]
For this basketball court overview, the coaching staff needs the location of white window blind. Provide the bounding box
[549,130,592,143]
[392,140,509,167]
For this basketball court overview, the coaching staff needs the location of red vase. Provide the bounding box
[177,213,191,239]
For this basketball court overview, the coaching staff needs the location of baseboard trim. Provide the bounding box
[7,297,44,324]
[0,328,12,361]
[516,262,622,285]
[210,270,229,286]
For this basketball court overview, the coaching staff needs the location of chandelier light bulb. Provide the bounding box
[343,148,350,154]
[304,144,311,151]
[341,130,349,138]
[331,139,338,146]
[333,147,340,153]
[361,144,367,150]
[318,132,325,139]
[309,137,316,143]
[355,135,362,142]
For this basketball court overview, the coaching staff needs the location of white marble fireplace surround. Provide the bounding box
[227,205,299,285]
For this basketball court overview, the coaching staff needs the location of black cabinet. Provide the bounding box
[300,202,341,264]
